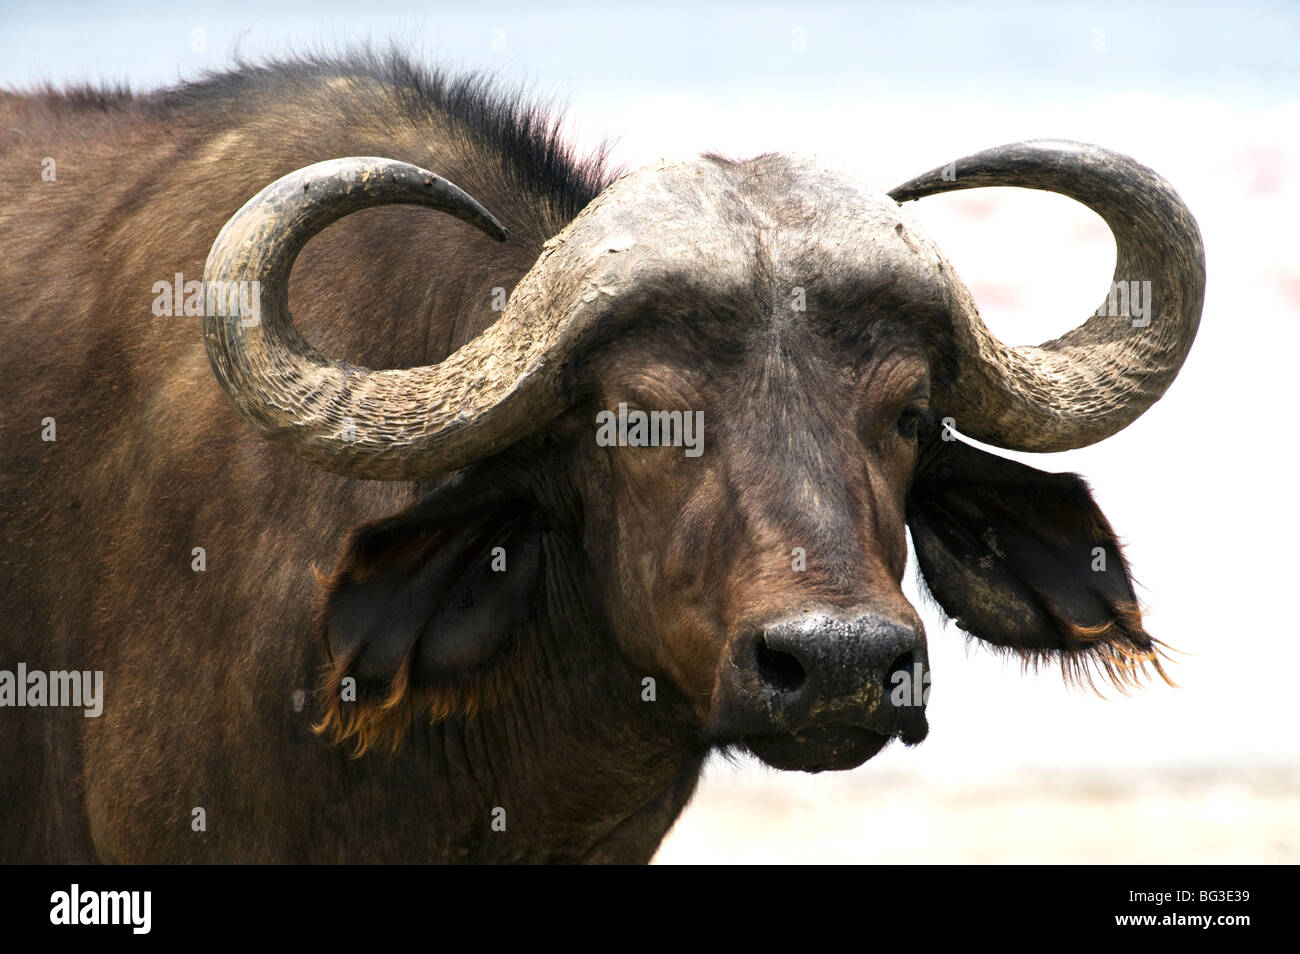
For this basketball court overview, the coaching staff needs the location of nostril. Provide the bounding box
[887,651,915,686]
[756,641,806,693]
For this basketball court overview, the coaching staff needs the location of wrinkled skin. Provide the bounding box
[575,308,935,764]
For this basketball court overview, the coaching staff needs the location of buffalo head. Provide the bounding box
[202,141,1202,772]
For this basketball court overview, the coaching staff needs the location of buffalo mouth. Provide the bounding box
[739,724,895,773]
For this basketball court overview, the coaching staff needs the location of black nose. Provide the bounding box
[748,613,927,736]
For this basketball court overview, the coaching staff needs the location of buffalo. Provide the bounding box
[0,51,1203,863]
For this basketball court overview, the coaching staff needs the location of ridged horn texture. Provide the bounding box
[890,140,1205,452]
[204,155,757,480]
[202,157,539,479]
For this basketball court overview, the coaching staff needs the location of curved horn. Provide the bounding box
[890,140,1205,452]
[204,157,567,480]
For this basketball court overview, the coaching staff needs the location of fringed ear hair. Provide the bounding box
[908,431,1177,695]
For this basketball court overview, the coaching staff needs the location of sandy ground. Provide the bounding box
[652,760,1299,864]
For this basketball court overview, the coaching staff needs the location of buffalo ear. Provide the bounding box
[906,431,1173,692]
[315,468,543,753]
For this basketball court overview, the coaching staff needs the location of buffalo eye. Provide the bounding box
[896,407,923,439]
